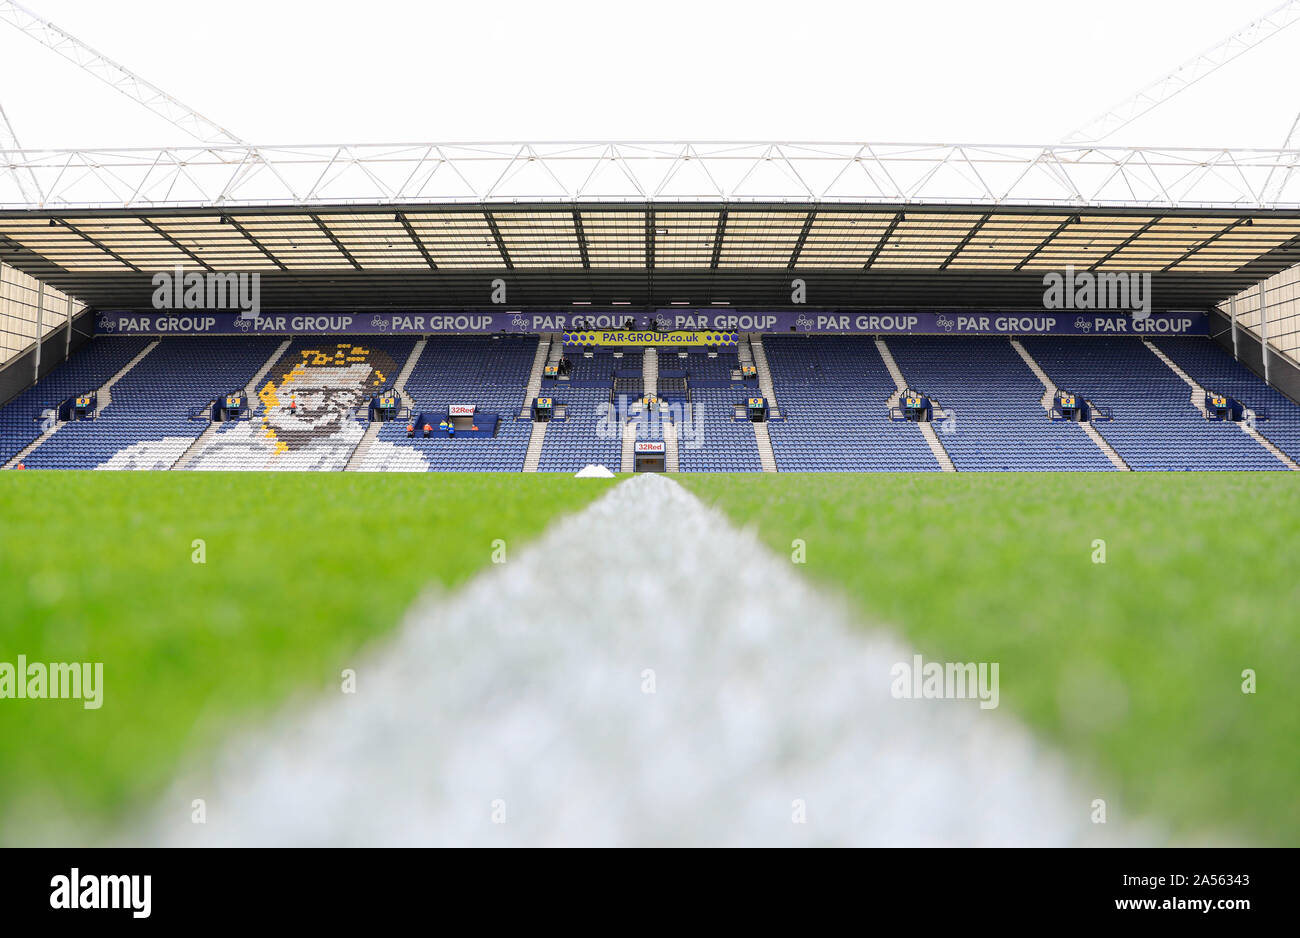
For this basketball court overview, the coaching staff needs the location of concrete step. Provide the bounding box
[245,338,293,396]
[99,339,159,411]
[620,420,636,473]
[343,340,423,472]
[344,420,383,472]
[1142,339,1208,415]
[1012,338,1130,471]
[748,334,781,417]
[753,421,778,472]
[174,338,292,470]
[172,421,221,471]
[521,334,552,416]
[643,346,659,398]
[664,419,679,472]
[523,420,548,472]
[874,336,909,393]
[3,418,60,469]
[1009,338,1058,409]
[876,336,954,472]
[8,339,159,469]
[918,422,956,472]
[1144,339,1294,470]
[1080,421,1132,471]
[394,337,427,411]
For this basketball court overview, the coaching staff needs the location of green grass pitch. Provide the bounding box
[1,470,1296,845]
[681,472,1300,846]
[0,472,616,839]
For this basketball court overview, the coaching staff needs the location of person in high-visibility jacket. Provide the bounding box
[423,422,432,438]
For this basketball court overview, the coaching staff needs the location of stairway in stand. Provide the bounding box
[173,338,292,470]
[6,339,160,470]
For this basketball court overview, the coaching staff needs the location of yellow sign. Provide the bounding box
[563,330,739,347]
[537,397,552,407]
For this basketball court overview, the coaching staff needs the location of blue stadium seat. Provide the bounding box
[1153,336,1300,465]
[368,334,536,472]
[887,335,1115,471]
[1021,336,1282,471]
[764,335,940,472]
[0,337,152,467]
[17,336,280,470]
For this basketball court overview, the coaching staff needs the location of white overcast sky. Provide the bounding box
[0,0,1295,149]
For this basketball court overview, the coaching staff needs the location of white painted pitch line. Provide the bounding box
[131,474,1155,847]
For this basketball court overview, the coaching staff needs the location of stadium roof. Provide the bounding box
[3,143,1300,310]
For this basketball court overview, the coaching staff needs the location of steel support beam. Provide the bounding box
[1231,294,1240,360]
[2,141,1300,210]
[31,277,42,381]
[1260,281,1273,385]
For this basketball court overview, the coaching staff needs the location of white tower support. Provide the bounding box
[0,101,41,202]
[1263,111,1300,200]
[1062,0,1300,144]
[0,0,243,146]
[0,1,300,201]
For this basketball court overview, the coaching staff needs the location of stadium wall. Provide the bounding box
[0,305,95,410]
[1222,262,1300,366]
[1209,307,1300,407]
[0,263,86,367]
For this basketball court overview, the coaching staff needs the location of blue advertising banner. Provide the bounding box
[93,309,1208,337]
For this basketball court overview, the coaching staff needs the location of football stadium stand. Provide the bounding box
[3,331,1299,473]
[1,336,153,468]
[1153,337,1300,465]
[678,350,736,385]
[763,336,939,472]
[535,350,641,474]
[677,388,763,473]
[659,350,762,473]
[887,336,1117,472]
[536,386,621,474]
[20,336,284,470]
[1020,337,1286,471]
[360,335,536,472]
[182,336,417,472]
